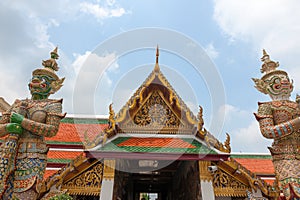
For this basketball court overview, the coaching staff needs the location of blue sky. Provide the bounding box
[1,0,300,153]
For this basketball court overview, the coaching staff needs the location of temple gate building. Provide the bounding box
[0,48,280,200]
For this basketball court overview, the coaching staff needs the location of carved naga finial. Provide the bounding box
[222,133,231,153]
[204,132,231,153]
[83,130,107,149]
[197,105,204,132]
[108,103,115,126]
[105,103,116,134]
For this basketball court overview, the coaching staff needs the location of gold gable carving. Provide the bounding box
[114,62,198,135]
[213,168,251,197]
[62,162,104,196]
[133,90,181,127]
[118,88,195,134]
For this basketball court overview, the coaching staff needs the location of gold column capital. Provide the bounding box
[199,161,213,182]
[103,159,116,181]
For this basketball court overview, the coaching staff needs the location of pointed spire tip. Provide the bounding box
[156,45,159,64]
[154,45,160,73]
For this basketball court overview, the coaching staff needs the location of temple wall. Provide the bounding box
[169,161,201,200]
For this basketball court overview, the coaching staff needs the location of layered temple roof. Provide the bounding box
[34,117,275,183]
[84,47,231,156]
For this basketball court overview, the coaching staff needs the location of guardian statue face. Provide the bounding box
[264,72,293,98]
[29,47,64,100]
[28,75,55,99]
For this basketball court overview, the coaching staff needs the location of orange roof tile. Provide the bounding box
[262,179,275,185]
[44,170,58,179]
[47,151,83,160]
[117,138,196,148]
[234,158,275,174]
[46,123,107,143]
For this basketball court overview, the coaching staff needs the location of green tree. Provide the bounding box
[49,193,73,200]
[141,193,150,200]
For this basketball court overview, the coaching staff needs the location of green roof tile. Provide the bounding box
[47,158,72,163]
[61,117,108,124]
[46,141,83,145]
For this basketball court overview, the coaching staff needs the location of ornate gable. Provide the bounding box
[98,47,231,154]
[124,90,181,126]
[61,160,103,196]
[112,47,197,135]
[213,166,251,197]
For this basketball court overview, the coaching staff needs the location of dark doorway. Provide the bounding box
[114,159,185,200]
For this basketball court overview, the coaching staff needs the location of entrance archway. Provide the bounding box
[113,159,201,200]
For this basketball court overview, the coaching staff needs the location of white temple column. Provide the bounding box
[201,180,215,200]
[199,161,215,200]
[100,159,115,200]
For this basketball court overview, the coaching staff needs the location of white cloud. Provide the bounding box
[0,0,121,114]
[0,1,80,101]
[112,88,135,112]
[0,0,127,113]
[0,2,55,104]
[231,120,272,153]
[80,2,126,21]
[204,43,219,59]
[106,0,116,6]
[213,0,300,152]
[216,104,272,152]
[213,0,300,91]
[213,0,300,44]
[218,104,248,124]
[70,51,119,114]
[72,51,118,77]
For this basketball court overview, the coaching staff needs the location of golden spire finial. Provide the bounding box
[154,45,160,73]
[156,45,159,64]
